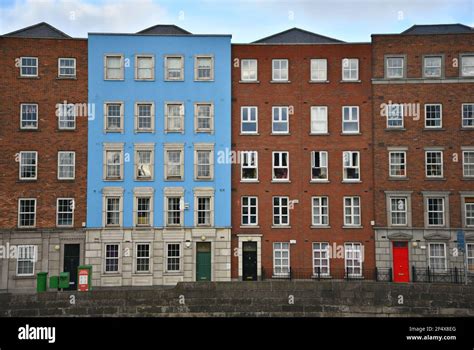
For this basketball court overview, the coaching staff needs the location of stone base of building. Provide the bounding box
[85,227,231,287]
[0,229,85,292]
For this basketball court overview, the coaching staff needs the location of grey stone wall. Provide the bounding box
[1,281,473,317]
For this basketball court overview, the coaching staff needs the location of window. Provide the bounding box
[389,151,406,177]
[273,197,289,226]
[58,103,76,129]
[342,58,359,81]
[105,150,123,180]
[195,146,213,180]
[467,243,474,272]
[195,103,213,133]
[345,243,362,277]
[465,198,474,227]
[105,244,119,273]
[241,151,258,181]
[18,199,36,228]
[463,151,474,177]
[105,103,123,132]
[273,242,290,276]
[272,59,288,81]
[310,59,327,81]
[429,243,446,271]
[312,197,329,226]
[344,197,361,226]
[461,54,474,77]
[166,243,181,272]
[17,245,36,276]
[241,196,258,226]
[104,55,123,80]
[241,106,258,134]
[425,151,443,178]
[310,106,328,134]
[195,56,213,80]
[425,104,442,128]
[311,151,328,181]
[197,196,211,226]
[165,103,184,132]
[390,197,407,226]
[58,58,76,77]
[313,243,330,276]
[272,106,289,134]
[165,56,184,80]
[135,148,154,181]
[58,151,75,180]
[386,104,403,128]
[427,197,445,226]
[165,145,184,180]
[135,103,154,132]
[105,197,121,226]
[272,152,289,181]
[19,151,37,180]
[166,197,182,226]
[136,243,150,273]
[386,56,404,78]
[462,104,474,128]
[241,59,257,81]
[135,196,151,226]
[423,56,442,78]
[57,198,74,227]
[20,57,38,77]
[342,106,359,133]
[135,55,154,80]
[343,151,360,181]
[20,103,38,129]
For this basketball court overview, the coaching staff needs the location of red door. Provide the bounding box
[392,241,409,282]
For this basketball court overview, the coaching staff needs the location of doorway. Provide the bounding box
[242,242,257,281]
[196,242,211,281]
[392,241,409,282]
[63,244,80,290]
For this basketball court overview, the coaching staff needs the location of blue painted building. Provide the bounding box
[86,25,232,286]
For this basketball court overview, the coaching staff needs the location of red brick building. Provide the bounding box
[231,28,375,280]
[372,24,474,282]
[0,23,88,291]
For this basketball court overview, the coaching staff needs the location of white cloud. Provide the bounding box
[1,0,171,37]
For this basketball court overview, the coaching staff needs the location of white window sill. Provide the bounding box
[342,180,361,183]
[309,132,330,136]
[271,180,291,183]
[240,132,260,136]
[310,180,329,183]
[240,225,260,229]
[270,80,291,84]
[342,225,363,229]
[340,80,361,83]
[271,225,291,229]
[308,80,329,84]
[240,180,259,183]
[239,80,260,84]
[341,132,361,135]
[311,225,331,229]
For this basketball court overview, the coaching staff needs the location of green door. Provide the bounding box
[196,242,211,281]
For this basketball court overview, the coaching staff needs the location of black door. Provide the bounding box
[63,244,80,290]
[242,242,257,281]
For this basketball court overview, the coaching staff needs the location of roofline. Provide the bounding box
[137,24,192,34]
[3,21,72,38]
[232,41,370,46]
[400,23,473,34]
[88,32,232,37]
[252,27,344,44]
[371,32,474,37]
[1,35,86,41]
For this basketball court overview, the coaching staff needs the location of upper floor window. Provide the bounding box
[342,151,360,181]
[195,103,213,133]
[311,151,328,181]
[241,151,258,182]
[272,59,288,81]
[342,58,358,81]
[462,104,474,128]
[423,56,442,78]
[194,144,214,180]
[164,145,184,181]
[104,55,124,80]
[386,104,403,128]
[241,59,257,81]
[273,197,289,226]
[272,151,289,181]
[18,199,36,228]
[58,58,76,78]
[165,56,184,81]
[105,149,123,180]
[166,196,183,226]
[390,197,408,226]
[135,102,154,132]
[104,195,122,227]
[165,103,184,133]
[241,196,258,226]
[58,103,76,130]
[310,59,327,81]
[342,106,359,133]
[425,104,442,128]
[385,56,404,78]
[57,198,74,227]
[272,106,289,134]
[104,102,124,132]
[135,195,152,227]
[195,56,214,81]
[58,151,75,180]
[241,106,258,134]
[425,150,443,178]
[196,195,213,226]
[310,106,327,134]
[19,151,37,180]
[426,197,445,226]
[389,151,406,178]
[461,54,474,77]
[344,197,361,226]
[20,103,38,129]
[135,145,154,181]
[463,150,474,178]
[135,55,154,80]
[312,197,329,226]
[20,57,38,77]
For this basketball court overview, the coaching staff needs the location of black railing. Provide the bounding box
[411,266,469,284]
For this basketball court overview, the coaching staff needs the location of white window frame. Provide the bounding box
[460,54,474,77]
[423,55,442,78]
[428,243,447,272]
[462,103,474,128]
[58,58,76,78]
[464,199,474,227]
[388,151,406,178]
[344,243,362,277]
[58,103,76,130]
[104,102,124,133]
[342,151,360,181]
[424,104,442,128]
[342,58,359,81]
[241,196,258,226]
[386,104,404,128]
[310,106,328,134]
[310,59,327,81]
[16,245,36,276]
[56,198,74,227]
[165,195,184,227]
[134,193,153,227]
[20,57,38,77]
[272,151,289,182]
[18,198,37,228]
[135,55,155,81]
[312,197,329,226]
[57,151,75,180]
[134,144,154,181]
[344,196,361,227]
[103,144,124,181]
[164,144,184,181]
[241,59,258,81]
[134,102,155,133]
[135,243,151,273]
[463,150,474,178]
[389,197,408,226]
[104,54,124,80]
[194,55,214,81]
[19,151,38,180]
[164,102,185,133]
[467,243,474,272]
[102,187,124,227]
[425,150,443,178]
[273,196,290,226]
[195,103,214,133]
[165,55,184,81]
[20,103,38,130]
[272,59,289,81]
[272,106,289,134]
[312,242,330,276]
[194,189,214,227]
[104,243,120,273]
[385,56,404,79]
[342,106,359,134]
[426,197,445,227]
[194,144,214,181]
[311,151,328,181]
[240,151,258,182]
[273,242,290,276]
[241,106,258,134]
[165,242,182,272]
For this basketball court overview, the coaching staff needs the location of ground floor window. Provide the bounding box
[166,243,181,272]
[105,244,119,273]
[345,243,362,277]
[136,243,150,273]
[17,245,36,276]
[312,242,330,276]
[428,243,446,272]
[466,243,474,272]
[273,242,290,276]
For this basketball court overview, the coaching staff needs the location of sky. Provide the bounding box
[0,0,473,42]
